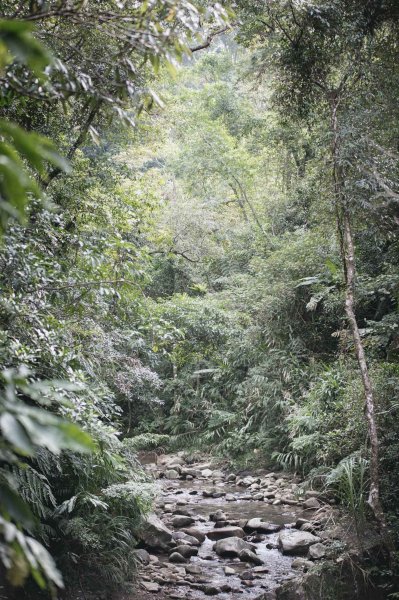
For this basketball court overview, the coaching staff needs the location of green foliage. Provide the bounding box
[325,453,369,534]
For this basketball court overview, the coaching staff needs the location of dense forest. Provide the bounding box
[1,1,399,599]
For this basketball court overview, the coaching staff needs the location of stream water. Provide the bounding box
[137,463,318,599]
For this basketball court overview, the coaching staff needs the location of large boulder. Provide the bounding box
[214,537,252,558]
[278,531,320,555]
[139,513,173,552]
[206,527,245,541]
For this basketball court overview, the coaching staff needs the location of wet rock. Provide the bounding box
[169,552,187,563]
[174,544,198,558]
[185,564,202,575]
[181,527,206,543]
[212,491,226,498]
[239,549,263,565]
[202,468,213,477]
[215,520,230,528]
[214,536,252,558]
[142,581,160,592]
[278,531,320,555]
[139,513,173,552]
[308,542,326,559]
[165,469,180,480]
[253,566,269,574]
[212,470,225,479]
[210,509,227,522]
[206,526,245,541]
[291,558,314,570]
[295,518,310,529]
[245,518,282,534]
[225,494,237,502]
[227,473,236,481]
[253,493,265,500]
[172,515,195,528]
[224,566,236,575]
[172,507,191,516]
[172,531,200,546]
[200,584,221,595]
[303,497,321,509]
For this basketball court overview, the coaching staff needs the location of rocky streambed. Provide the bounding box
[133,454,339,600]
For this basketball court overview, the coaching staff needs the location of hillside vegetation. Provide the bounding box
[0,1,399,598]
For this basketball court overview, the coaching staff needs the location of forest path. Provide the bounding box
[131,455,333,600]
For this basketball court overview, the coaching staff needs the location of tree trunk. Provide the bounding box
[330,96,390,542]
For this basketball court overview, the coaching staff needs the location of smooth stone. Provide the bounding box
[239,549,263,565]
[181,527,206,543]
[214,537,252,558]
[278,531,320,555]
[172,515,195,528]
[202,469,213,477]
[165,469,180,479]
[291,557,314,570]
[169,552,187,563]
[142,581,160,592]
[309,542,327,559]
[244,518,282,534]
[185,564,202,575]
[174,544,198,558]
[206,527,245,541]
[303,497,321,509]
[172,531,200,546]
[210,509,227,522]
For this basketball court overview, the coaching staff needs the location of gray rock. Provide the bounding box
[239,549,263,565]
[172,515,195,528]
[174,544,198,558]
[169,552,187,563]
[210,509,227,522]
[303,497,321,509]
[172,531,200,546]
[200,584,221,595]
[181,527,206,543]
[291,558,314,570]
[202,468,213,477]
[278,530,320,555]
[224,566,236,575]
[185,564,202,575]
[214,536,252,558]
[139,513,173,551]
[165,469,180,479]
[308,542,326,559]
[133,548,151,564]
[206,527,245,541]
[225,494,237,502]
[245,518,282,534]
[142,581,160,592]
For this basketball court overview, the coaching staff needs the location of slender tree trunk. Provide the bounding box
[330,96,389,541]
[44,98,103,187]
